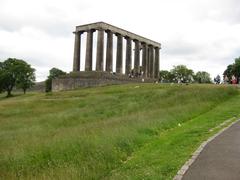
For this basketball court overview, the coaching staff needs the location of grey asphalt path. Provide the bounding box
[182,120,240,180]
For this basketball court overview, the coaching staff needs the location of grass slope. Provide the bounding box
[0,84,239,179]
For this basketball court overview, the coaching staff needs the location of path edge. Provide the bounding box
[173,117,240,180]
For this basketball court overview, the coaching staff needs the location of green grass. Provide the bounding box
[0,83,240,179]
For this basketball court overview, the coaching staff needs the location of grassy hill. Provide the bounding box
[0,84,240,179]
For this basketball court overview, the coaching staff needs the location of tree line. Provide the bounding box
[0,58,213,97]
[159,65,212,84]
[0,57,67,97]
[2,56,239,97]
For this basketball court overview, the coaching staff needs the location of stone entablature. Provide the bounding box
[73,22,161,79]
[76,22,161,47]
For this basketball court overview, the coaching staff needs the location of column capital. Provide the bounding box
[85,29,96,33]
[115,32,121,36]
[73,31,84,35]
[133,39,139,42]
[95,28,104,31]
[105,29,112,33]
[124,36,131,40]
[106,29,116,36]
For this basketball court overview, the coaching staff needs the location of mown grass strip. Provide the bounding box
[108,94,240,180]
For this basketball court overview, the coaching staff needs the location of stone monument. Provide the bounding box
[52,22,161,91]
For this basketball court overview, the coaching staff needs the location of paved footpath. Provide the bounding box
[182,120,240,180]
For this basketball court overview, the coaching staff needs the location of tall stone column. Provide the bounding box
[154,47,160,79]
[96,29,104,71]
[106,30,113,72]
[145,45,149,78]
[116,34,123,74]
[85,29,94,71]
[73,31,82,72]
[134,40,140,75]
[149,45,154,78]
[152,48,156,78]
[125,37,132,75]
[147,48,150,78]
[142,43,148,78]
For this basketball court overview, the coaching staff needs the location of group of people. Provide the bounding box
[128,68,144,78]
[223,75,239,84]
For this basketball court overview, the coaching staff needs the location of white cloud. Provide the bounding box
[0,0,240,81]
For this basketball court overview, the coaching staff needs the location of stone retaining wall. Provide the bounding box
[52,71,156,91]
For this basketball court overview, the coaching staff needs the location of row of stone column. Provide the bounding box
[73,29,160,79]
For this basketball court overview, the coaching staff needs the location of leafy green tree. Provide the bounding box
[232,57,240,82]
[16,65,35,94]
[45,78,52,93]
[0,58,35,97]
[0,60,16,96]
[45,68,66,92]
[159,70,174,83]
[48,68,67,79]
[194,71,212,83]
[0,62,4,93]
[171,65,194,83]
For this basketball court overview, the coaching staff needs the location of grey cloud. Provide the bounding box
[163,39,201,56]
[0,48,58,67]
[0,0,90,37]
[191,0,240,24]
[218,0,240,24]
[0,16,75,37]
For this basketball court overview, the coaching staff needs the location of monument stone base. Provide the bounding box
[52,71,157,91]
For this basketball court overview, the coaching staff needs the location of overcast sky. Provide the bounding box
[0,0,240,81]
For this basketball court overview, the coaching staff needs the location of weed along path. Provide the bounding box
[182,119,240,180]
